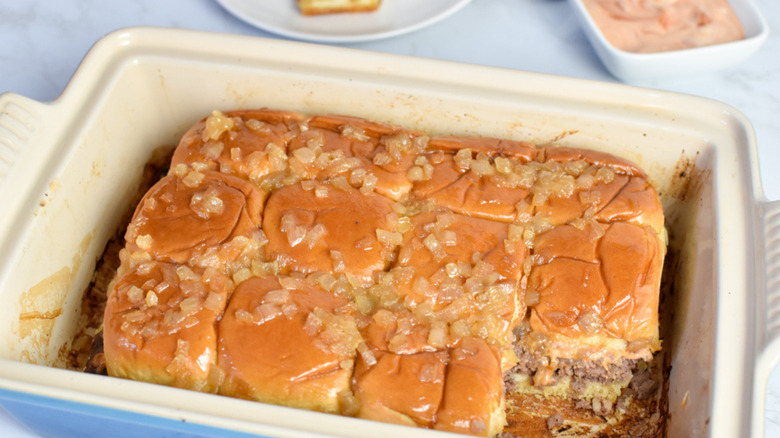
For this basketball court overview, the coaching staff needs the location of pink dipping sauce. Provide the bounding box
[583,0,745,53]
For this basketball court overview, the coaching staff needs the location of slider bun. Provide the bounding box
[540,146,646,177]
[391,210,526,351]
[396,210,526,288]
[353,338,504,436]
[171,109,304,180]
[218,275,359,413]
[528,222,663,345]
[534,173,633,227]
[533,170,663,233]
[288,114,421,200]
[429,136,537,162]
[394,210,525,322]
[412,152,530,223]
[263,182,396,283]
[434,337,505,437]
[125,171,264,264]
[594,176,664,234]
[103,261,232,392]
[306,114,403,139]
[353,349,447,427]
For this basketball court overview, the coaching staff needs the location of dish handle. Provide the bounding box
[0,93,49,191]
[760,199,780,354]
[753,199,780,437]
[0,93,54,242]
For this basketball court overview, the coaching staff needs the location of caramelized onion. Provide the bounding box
[203,292,224,312]
[264,289,290,305]
[144,290,159,307]
[182,170,205,188]
[427,325,448,348]
[126,286,144,304]
[202,110,236,141]
[357,342,377,367]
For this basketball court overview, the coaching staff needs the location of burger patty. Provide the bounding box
[508,345,639,388]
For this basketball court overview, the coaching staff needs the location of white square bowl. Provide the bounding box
[0,27,779,438]
[568,0,770,82]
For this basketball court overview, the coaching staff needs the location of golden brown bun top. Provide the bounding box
[262,181,397,284]
[429,136,537,162]
[171,109,303,181]
[434,337,505,437]
[353,337,503,436]
[218,275,358,413]
[286,114,423,201]
[389,210,526,351]
[533,172,664,234]
[353,349,447,428]
[103,260,233,390]
[125,170,265,264]
[539,146,647,177]
[396,210,525,289]
[528,221,663,347]
[412,152,530,223]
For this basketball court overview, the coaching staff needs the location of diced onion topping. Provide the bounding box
[376,229,403,247]
[202,110,236,141]
[204,292,225,312]
[135,235,153,252]
[126,286,144,304]
[264,289,290,305]
[145,291,159,307]
[427,325,448,348]
[182,170,205,188]
[357,342,377,367]
[190,187,225,220]
[201,141,224,160]
[254,303,282,323]
[292,146,317,164]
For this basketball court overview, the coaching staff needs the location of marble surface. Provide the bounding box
[0,0,778,436]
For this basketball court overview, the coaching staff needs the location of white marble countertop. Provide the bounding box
[0,0,778,436]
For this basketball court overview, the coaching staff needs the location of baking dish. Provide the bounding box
[568,0,770,82]
[0,27,778,437]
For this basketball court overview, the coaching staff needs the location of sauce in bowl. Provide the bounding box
[583,0,744,53]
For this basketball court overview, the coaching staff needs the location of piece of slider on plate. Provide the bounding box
[298,0,382,16]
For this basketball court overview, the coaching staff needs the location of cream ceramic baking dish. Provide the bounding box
[0,27,778,438]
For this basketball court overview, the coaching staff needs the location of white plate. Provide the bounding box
[215,0,473,43]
